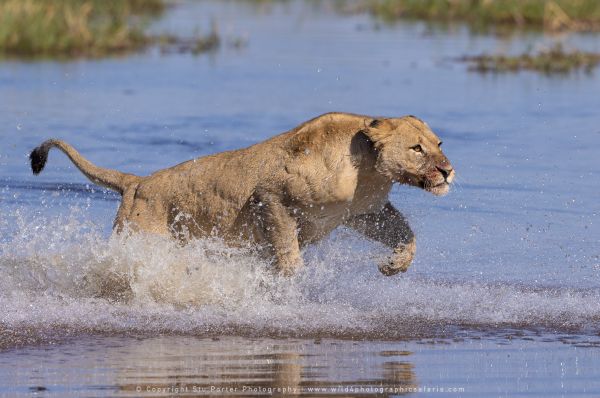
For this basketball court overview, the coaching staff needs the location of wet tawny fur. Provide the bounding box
[30,112,454,275]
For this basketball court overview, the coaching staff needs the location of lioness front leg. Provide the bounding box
[345,202,415,276]
[252,189,303,276]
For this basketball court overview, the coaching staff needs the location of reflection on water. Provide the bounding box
[1,336,419,397]
[2,335,600,397]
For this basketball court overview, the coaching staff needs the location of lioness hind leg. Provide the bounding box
[113,189,170,237]
[345,202,416,275]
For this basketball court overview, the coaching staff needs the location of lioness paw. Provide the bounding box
[378,239,416,276]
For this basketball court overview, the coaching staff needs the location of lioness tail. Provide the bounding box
[30,139,141,194]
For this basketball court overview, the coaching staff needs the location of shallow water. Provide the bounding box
[1,0,600,396]
[2,335,600,397]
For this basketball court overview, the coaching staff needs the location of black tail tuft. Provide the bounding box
[30,144,49,175]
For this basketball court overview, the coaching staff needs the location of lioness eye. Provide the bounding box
[438,142,443,147]
[412,144,422,152]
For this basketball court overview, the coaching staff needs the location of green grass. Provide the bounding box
[461,44,600,74]
[361,0,600,32]
[0,0,165,58]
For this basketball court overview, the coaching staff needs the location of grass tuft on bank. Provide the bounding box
[0,0,165,58]
[361,0,600,32]
[461,44,600,75]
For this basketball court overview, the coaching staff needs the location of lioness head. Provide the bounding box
[364,116,455,196]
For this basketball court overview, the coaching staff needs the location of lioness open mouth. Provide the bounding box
[427,182,450,196]
[418,180,447,189]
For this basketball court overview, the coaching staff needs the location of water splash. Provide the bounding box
[1,208,600,349]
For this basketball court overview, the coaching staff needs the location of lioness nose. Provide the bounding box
[436,165,453,180]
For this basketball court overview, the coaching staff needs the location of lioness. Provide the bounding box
[30,112,454,275]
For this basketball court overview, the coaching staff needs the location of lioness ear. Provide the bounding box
[369,119,384,128]
[363,118,394,148]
